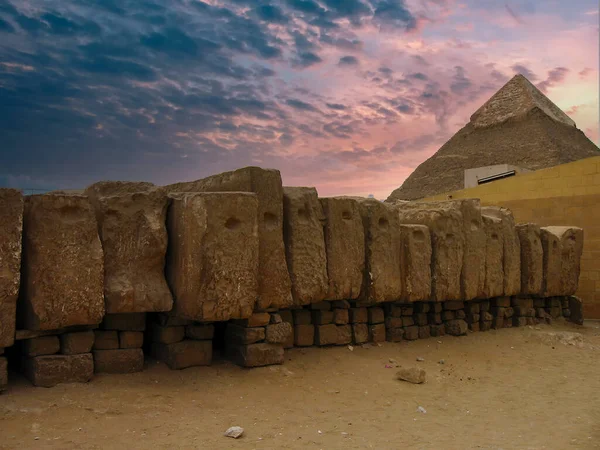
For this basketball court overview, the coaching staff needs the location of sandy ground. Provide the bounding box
[1,320,599,450]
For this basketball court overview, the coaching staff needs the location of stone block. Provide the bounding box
[433,303,443,313]
[492,316,504,329]
[445,319,468,336]
[279,310,294,325]
[354,198,402,303]
[512,297,533,309]
[479,300,490,312]
[418,326,431,339]
[349,308,368,324]
[60,331,95,355]
[85,183,172,314]
[401,306,414,316]
[430,324,446,337]
[23,336,60,356]
[319,197,364,300]
[415,302,431,313]
[387,304,403,318]
[294,325,314,347]
[282,187,328,305]
[428,313,442,325]
[515,307,535,317]
[481,312,493,321]
[540,227,563,297]
[119,331,144,349]
[403,326,419,340]
[266,322,292,345]
[469,322,480,332]
[315,324,338,346]
[482,214,504,299]
[568,296,584,325]
[444,301,465,311]
[402,317,415,327]
[548,227,583,295]
[492,297,511,308]
[24,354,93,388]
[102,313,147,331]
[467,313,480,324]
[270,314,282,324]
[292,310,312,325]
[331,300,351,309]
[465,302,480,315]
[20,194,104,330]
[385,317,403,329]
[455,310,466,320]
[481,206,521,296]
[399,224,432,302]
[394,201,464,301]
[442,311,455,321]
[368,307,385,324]
[166,192,259,321]
[232,313,271,328]
[516,224,543,296]
[166,167,292,310]
[151,325,185,344]
[93,330,120,350]
[229,343,283,368]
[154,313,192,327]
[185,325,215,341]
[93,349,144,374]
[333,309,349,325]
[225,325,265,345]
[513,317,527,327]
[154,340,213,369]
[0,357,6,390]
[0,189,23,349]
[312,310,334,325]
[561,297,569,309]
[386,327,404,342]
[480,321,492,332]
[337,325,352,345]
[369,324,386,343]
[415,313,428,326]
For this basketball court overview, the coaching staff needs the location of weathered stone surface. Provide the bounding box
[418,326,431,339]
[0,189,23,349]
[455,310,466,319]
[85,182,172,314]
[93,349,144,374]
[154,340,212,369]
[266,322,292,345]
[416,313,428,326]
[516,224,543,296]
[353,198,402,303]
[444,301,465,311]
[151,325,185,344]
[350,308,368,324]
[292,310,312,326]
[102,313,146,331]
[396,367,426,384]
[540,227,563,297]
[232,313,271,328]
[445,319,468,336]
[369,324,386,343]
[482,215,504,299]
[404,326,419,340]
[0,357,6,390]
[225,324,265,345]
[282,187,328,305]
[385,317,404,328]
[315,324,338,346]
[402,317,415,327]
[155,313,192,327]
[333,309,349,325]
[319,197,365,300]
[393,201,464,301]
[331,300,351,309]
[185,325,215,341]
[386,327,404,342]
[294,324,314,346]
[166,167,292,310]
[568,296,584,325]
[442,311,455,321]
[20,194,104,330]
[337,325,352,345]
[166,192,259,321]
[60,331,95,355]
[93,330,119,350]
[24,354,93,387]
[430,324,446,337]
[23,336,60,356]
[119,331,144,349]
[368,307,385,324]
[230,343,283,368]
[353,324,369,343]
[312,310,334,325]
[399,225,432,302]
[481,206,521,296]
[546,227,584,295]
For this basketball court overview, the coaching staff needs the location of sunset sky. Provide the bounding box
[1,0,598,198]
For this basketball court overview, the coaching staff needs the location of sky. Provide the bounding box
[0,0,598,199]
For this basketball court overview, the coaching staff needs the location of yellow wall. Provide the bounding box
[423,156,600,319]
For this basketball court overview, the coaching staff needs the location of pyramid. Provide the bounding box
[386,74,599,202]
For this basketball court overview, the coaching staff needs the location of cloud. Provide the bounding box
[536,67,570,93]
[511,64,538,81]
[338,55,360,66]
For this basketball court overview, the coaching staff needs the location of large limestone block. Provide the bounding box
[0,189,23,348]
[516,224,543,296]
[166,192,259,322]
[399,225,432,302]
[282,187,328,305]
[152,340,212,369]
[552,227,583,295]
[353,198,402,304]
[93,348,144,374]
[540,227,565,297]
[319,197,365,300]
[482,215,504,298]
[393,201,464,301]
[85,182,172,314]
[24,353,93,388]
[480,206,521,296]
[20,194,104,330]
[166,167,292,310]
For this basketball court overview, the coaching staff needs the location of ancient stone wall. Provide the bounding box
[0,168,585,390]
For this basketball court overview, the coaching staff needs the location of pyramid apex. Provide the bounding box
[469,72,575,128]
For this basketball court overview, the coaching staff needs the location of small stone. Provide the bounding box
[396,367,426,384]
[224,426,244,439]
[416,357,424,362]
[417,406,427,414]
[438,359,445,364]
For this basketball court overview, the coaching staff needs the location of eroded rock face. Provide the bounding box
[516,224,543,296]
[166,167,292,310]
[399,224,432,302]
[480,206,521,296]
[353,198,402,304]
[85,182,173,314]
[540,227,583,296]
[540,227,563,297]
[0,189,23,348]
[319,197,365,301]
[166,192,259,322]
[482,215,504,298]
[282,187,328,305]
[393,201,464,301]
[20,194,104,330]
